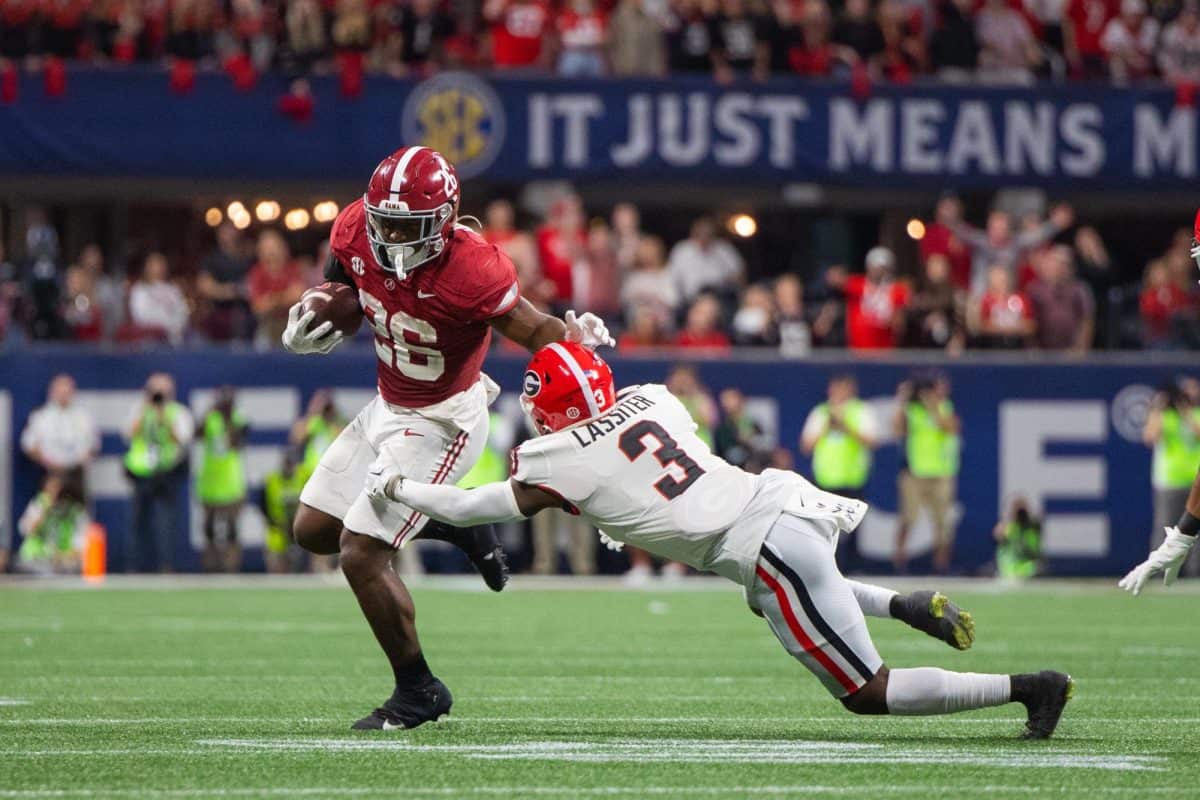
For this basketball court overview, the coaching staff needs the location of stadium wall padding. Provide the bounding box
[0,346,1187,576]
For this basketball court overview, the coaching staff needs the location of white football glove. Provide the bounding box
[365,464,404,503]
[598,531,624,552]
[1118,526,1197,595]
[1190,241,1200,284]
[281,302,344,355]
[564,310,615,349]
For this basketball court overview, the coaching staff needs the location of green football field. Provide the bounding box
[2,578,1199,800]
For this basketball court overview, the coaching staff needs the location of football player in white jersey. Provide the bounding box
[368,342,1075,739]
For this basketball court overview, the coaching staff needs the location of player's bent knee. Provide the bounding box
[293,504,342,555]
[841,665,890,715]
[338,529,393,582]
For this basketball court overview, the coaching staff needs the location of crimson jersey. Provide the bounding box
[328,199,521,408]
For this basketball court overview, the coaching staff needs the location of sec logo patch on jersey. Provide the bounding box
[523,370,542,397]
[351,256,366,276]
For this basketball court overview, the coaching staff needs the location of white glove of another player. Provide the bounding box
[365,464,403,502]
[598,531,624,552]
[1190,241,1200,284]
[564,310,615,349]
[281,303,344,355]
[1118,527,1197,595]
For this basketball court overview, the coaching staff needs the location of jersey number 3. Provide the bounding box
[359,290,444,382]
[618,420,706,500]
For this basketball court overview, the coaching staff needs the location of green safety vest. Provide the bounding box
[124,403,185,477]
[679,396,714,448]
[263,468,305,553]
[906,400,959,478]
[997,521,1041,579]
[18,493,86,561]
[1152,408,1200,489]
[197,410,248,505]
[458,414,507,489]
[301,415,343,479]
[811,400,871,490]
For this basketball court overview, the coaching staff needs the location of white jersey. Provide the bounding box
[510,384,867,587]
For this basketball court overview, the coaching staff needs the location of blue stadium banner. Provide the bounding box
[0,69,1197,187]
[0,347,1188,576]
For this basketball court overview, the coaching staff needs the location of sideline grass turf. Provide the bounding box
[2,579,1198,799]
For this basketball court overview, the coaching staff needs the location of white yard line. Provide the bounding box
[0,789,1193,799]
[4,715,1200,726]
[0,699,30,706]
[191,738,1167,771]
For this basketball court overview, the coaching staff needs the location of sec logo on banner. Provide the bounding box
[401,72,506,180]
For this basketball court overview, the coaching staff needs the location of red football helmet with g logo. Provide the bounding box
[521,342,616,435]
[364,146,461,277]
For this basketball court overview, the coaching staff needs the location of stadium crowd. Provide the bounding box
[2,192,1199,353]
[3,0,1200,85]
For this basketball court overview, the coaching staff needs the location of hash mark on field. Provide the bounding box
[196,739,1166,771]
[0,699,30,706]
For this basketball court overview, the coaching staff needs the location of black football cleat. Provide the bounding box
[351,678,453,731]
[417,521,509,592]
[1013,670,1074,740]
[890,590,975,650]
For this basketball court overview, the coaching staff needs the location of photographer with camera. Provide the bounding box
[1139,377,1200,579]
[196,386,249,573]
[994,497,1043,580]
[123,373,194,572]
[801,374,879,572]
[893,372,962,574]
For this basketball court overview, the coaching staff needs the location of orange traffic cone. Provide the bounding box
[82,523,106,584]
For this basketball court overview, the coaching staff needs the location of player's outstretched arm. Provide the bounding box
[490,298,614,352]
[366,467,561,526]
[1119,467,1200,595]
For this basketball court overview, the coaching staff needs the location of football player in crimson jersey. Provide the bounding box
[281,145,613,730]
[1119,211,1200,595]
[369,342,1076,740]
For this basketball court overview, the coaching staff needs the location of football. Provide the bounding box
[299,281,362,338]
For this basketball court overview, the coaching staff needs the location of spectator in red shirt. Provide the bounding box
[1065,0,1118,78]
[485,0,551,68]
[971,264,1035,349]
[675,293,732,351]
[785,0,856,76]
[1140,260,1194,348]
[920,194,972,290]
[618,305,671,351]
[61,265,104,342]
[247,230,304,347]
[844,246,910,350]
[1100,0,1157,81]
[556,0,608,75]
[876,0,926,81]
[483,199,540,291]
[535,193,586,309]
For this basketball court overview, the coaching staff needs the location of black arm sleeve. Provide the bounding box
[324,251,355,287]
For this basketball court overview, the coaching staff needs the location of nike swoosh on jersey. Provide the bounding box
[403,429,424,437]
[417,290,437,299]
